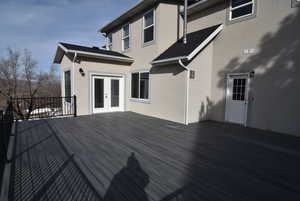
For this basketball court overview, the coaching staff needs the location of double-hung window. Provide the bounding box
[143,9,155,44]
[131,71,149,100]
[229,0,255,21]
[107,34,112,50]
[122,24,130,51]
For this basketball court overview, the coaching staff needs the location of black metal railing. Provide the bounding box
[10,96,77,120]
[1,101,14,188]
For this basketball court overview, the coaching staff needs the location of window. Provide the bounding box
[229,0,255,21]
[107,34,112,50]
[143,10,155,44]
[232,78,246,101]
[122,24,130,51]
[131,72,149,100]
[64,70,71,102]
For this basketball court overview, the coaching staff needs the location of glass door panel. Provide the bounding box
[94,78,104,108]
[111,79,120,107]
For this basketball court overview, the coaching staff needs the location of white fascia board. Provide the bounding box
[75,51,134,62]
[151,56,188,65]
[187,24,223,61]
[99,0,155,33]
[58,44,134,63]
[58,43,69,52]
[188,0,209,10]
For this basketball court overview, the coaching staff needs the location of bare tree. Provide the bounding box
[0,48,61,118]
[0,48,20,99]
[38,64,61,97]
[22,49,47,98]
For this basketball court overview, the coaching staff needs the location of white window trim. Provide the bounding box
[229,0,255,21]
[142,9,155,45]
[122,23,130,51]
[107,33,112,50]
[131,70,150,101]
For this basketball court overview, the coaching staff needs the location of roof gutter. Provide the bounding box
[183,0,188,44]
[151,56,188,66]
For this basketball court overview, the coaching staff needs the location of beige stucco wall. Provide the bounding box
[60,3,187,123]
[188,0,300,136]
[105,3,186,123]
[60,0,300,135]
[188,42,214,123]
[60,54,187,123]
[60,54,131,116]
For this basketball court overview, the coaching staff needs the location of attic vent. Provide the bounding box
[92,46,100,49]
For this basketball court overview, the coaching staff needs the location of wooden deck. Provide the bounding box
[10,112,300,201]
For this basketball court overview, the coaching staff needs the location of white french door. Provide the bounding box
[225,74,250,125]
[92,75,124,113]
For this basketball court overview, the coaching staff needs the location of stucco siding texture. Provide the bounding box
[188,0,300,136]
[137,65,186,124]
[61,55,186,124]
[188,42,214,123]
[62,55,131,116]
[108,3,186,123]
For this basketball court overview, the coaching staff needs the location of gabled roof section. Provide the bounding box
[100,0,186,33]
[151,24,223,65]
[53,42,133,64]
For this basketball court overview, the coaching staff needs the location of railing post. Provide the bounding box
[73,95,77,117]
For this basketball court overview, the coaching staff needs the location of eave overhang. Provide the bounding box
[53,43,134,64]
[151,24,223,66]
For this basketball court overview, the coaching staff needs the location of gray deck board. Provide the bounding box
[10,112,300,201]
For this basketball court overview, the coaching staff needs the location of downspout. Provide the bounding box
[179,59,189,125]
[102,33,108,50]
[183,0,188,44]
[72,52,77,96]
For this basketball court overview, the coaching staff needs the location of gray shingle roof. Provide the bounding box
[152,24,222,63]
[59,42,131,59]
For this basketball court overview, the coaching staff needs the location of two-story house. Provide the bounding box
[54,0,300,136]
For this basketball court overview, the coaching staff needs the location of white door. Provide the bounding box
[225,74,250,125]
[92,76,124,113]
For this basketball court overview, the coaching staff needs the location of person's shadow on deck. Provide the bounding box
[104,153,150,201]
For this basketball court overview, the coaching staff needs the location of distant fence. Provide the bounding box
[10,96,77,120]
[0,101,14,188]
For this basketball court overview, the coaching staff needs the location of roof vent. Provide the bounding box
[92,46,100,50]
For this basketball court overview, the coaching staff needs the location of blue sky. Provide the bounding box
[0,0,137,72]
